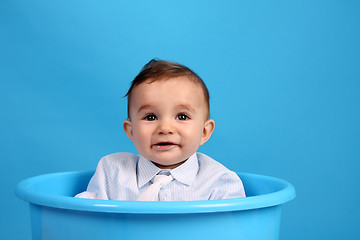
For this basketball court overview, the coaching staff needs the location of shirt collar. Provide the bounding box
[137,155,161,189]
[137,153,199,188]
[170,153,199,186]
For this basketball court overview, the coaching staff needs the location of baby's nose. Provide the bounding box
[157,120,174,135]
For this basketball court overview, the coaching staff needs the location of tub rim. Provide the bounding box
[15,171,296,214]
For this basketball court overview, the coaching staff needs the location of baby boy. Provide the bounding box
[75,59,246,201]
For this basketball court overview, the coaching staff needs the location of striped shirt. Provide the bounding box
[75,152,246,201]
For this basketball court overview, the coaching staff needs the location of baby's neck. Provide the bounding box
[152,159,188,170]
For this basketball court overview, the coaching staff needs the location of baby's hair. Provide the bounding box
[125,59,210,119]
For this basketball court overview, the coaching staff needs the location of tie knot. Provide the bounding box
[152,174,174,188]
[137,174,174,201]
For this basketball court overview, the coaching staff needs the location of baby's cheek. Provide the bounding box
[182,128,198,138]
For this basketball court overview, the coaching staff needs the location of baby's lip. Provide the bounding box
[151,141,180,151]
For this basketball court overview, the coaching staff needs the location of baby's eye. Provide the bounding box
[144,114,157,121]
[176,114,189,121]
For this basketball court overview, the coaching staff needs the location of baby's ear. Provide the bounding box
[123,120,134,141]
[200,119,215,145]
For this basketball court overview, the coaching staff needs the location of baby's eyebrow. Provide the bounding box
[137,104,154,113]
[137,104,195,113]
[176,104,195,113]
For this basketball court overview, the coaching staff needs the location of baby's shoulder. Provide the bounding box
[196,152,238,178]
[196,152,228,170]
[98,152,139,169]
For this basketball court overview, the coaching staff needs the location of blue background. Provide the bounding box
[1,0,359,239]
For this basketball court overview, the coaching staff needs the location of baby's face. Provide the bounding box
[123,77,214,169]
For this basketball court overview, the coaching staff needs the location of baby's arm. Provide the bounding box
[74,156,111,199]
[75,191,97,199]
[209,171,246,200]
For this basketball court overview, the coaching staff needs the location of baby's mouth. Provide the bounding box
[152,142,178,151]
[156,142,174,146]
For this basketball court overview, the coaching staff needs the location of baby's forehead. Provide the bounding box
[138,76,203,92]
[133,78,206,103]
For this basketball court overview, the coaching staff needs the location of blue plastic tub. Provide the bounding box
[16,171,295,240]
